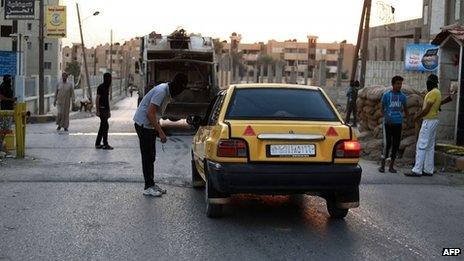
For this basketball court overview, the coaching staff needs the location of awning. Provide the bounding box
[431,24,464,45]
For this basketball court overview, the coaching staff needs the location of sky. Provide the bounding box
[63,0,424,47]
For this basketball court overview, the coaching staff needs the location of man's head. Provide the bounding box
[427,74,439,91]
[103,72,112,86]
[169,73,188,97]
[350,80,360,88]
[62,72,68,82]
[3,74,12,85]
[391,75,404,92]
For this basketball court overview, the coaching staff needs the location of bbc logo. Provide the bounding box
[442,248,461,256]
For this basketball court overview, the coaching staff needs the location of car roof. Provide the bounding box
[232,84,322,91]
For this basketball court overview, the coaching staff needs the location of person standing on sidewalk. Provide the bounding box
[345,80,360,126]
[406,74,454,177]
[133,73,188,197]
[0,74,16,150]
[379,76,409,173]
[95,73,113,150]
[54,73,75,132]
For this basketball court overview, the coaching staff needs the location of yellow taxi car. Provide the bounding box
[189,84,362,218]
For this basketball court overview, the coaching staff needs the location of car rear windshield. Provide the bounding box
[225,88,338,121]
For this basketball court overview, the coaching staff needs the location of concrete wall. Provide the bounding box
[364,61,429,90]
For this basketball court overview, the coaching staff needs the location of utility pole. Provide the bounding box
[94,48,97,76]
[76,3,93,102]
[38,0,44,115]
[110,30,113,100]
[359,0,372,88]
[336,41,345,87]
[350,0,369,83]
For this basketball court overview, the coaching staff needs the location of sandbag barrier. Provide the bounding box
[356,86,425,159]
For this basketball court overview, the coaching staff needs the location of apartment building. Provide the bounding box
[62,38,141,79]
[0,0,62,76]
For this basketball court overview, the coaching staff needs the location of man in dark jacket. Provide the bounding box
[345,80,360,126]
[0,75,15,110]
[95,73,113,150]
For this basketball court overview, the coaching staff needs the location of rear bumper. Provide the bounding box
[206,160,362,195]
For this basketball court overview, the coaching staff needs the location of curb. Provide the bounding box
[27,94,127,124]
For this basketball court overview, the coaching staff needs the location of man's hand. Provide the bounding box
[159,131,167,143]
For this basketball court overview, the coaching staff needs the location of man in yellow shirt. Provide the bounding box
[406,74,451,177]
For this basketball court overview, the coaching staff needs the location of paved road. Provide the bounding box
[1,97,463,260]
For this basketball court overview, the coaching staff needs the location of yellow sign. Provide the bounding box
[46,6,66,38]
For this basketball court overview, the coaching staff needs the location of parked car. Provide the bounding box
[189,84,362,218]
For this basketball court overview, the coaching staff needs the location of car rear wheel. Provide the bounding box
[326,198,349,219]
[191,158,205,189]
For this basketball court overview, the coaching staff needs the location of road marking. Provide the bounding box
[69,132,137,136]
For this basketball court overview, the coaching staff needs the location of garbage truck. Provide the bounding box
[140,29,218,121]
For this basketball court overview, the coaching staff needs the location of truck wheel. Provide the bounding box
[326,198,349,219]
[191,158,205,189]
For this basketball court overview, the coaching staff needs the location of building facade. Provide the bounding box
[0,0,62,76]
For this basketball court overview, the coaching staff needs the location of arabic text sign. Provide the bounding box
[4,0,35,20]
[46,6,67,38]
[0,51,17,76]
[405,44,439,72]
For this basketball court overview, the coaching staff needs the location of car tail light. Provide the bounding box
[217,139,248,158]
[334,140,361,158]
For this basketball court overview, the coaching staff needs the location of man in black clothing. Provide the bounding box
[345,80,360,126]
[0,74,16,150]
[0,75,16,110]
[95,73,113,150]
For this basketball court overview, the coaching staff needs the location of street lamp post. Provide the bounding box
[76,3,99,103]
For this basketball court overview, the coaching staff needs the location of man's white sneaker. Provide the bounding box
[143,187,162,197]
[154,184,167,194]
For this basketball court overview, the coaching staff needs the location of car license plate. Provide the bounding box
[269,144,315,157]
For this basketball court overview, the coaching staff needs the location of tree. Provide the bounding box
[65,60,80,80]
[213,38,224,55]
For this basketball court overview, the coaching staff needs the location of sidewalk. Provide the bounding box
[28,90,130,123]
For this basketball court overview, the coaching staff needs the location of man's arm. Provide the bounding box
[147,103,167,143]
[54,87,59,106]
[441,95,453,106]
[415,101,434,122]
[95,95,100,116]
[403,104,409,119]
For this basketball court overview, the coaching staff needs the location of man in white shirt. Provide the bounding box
[133,73,188,196]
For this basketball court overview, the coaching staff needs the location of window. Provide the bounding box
[45,43,51,50]
[327,61,338,66]
[456,0,461,20]
[424,5,429,25]
[226,88,338,121]
[27,23,32,31]
[1,25,12,37]
[327,49,337,55]
[44,62,52,70]
[208,94,226,125]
